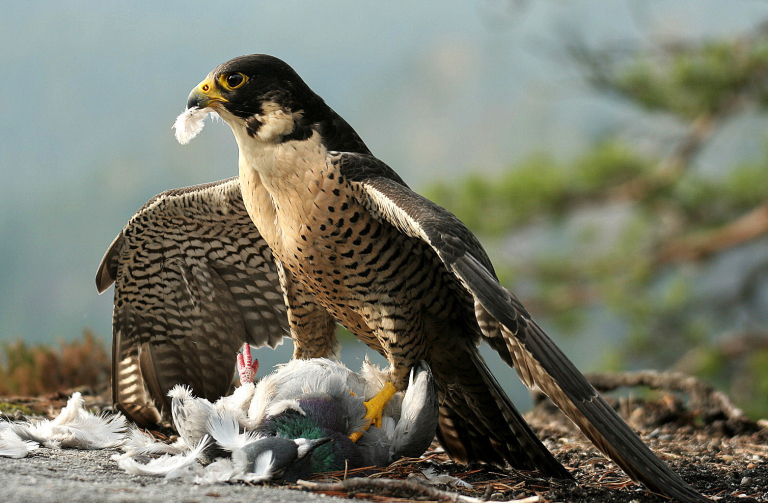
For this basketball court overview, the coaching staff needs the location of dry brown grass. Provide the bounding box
[0,329,109,396]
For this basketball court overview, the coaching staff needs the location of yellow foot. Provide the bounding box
[349,382,398,442]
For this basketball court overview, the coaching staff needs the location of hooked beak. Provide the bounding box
[186,77,228,110]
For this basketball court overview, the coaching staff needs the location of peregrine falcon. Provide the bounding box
[97,54,708,502]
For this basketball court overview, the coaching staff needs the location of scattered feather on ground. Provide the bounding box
[0,392,126,456]
[115,436,210,478]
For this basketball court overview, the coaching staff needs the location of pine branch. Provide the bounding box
[657,203,768,263]
[584,370,747,422]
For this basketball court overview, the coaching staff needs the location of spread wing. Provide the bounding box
[96,178,289,426]
[335,152,708,503]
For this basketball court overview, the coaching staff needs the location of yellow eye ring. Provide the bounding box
[220,72,247,90]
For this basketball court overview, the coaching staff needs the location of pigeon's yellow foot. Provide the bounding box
[349,382,398,442]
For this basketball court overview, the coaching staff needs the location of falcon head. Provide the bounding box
[180,54,369,154]
[186,54,324,143]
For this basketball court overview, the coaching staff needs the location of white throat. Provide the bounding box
[227,118,326,194]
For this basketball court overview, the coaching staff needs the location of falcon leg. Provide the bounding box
[276,260,339,359]
[349,310,426,442]
[349,382,398,442]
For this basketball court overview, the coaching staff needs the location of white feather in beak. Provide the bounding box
[173,107,211,144]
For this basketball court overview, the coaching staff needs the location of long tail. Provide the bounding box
[429,343,571,479]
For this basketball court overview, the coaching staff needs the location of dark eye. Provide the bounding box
[224,72,246,90]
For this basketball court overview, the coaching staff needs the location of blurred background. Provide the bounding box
[1,0,767,417]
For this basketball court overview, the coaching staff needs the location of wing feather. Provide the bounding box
[96,178,289,426]
[336,152,708,503]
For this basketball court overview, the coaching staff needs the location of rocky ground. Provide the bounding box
[1,377,766,503]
